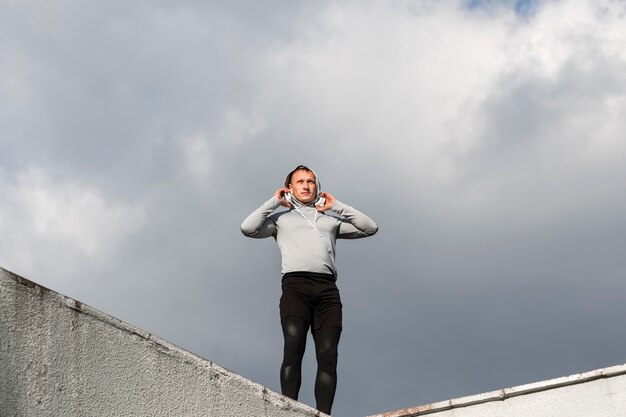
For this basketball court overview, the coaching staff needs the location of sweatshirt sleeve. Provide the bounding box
[332,200,379,239]
[240,197,281,238]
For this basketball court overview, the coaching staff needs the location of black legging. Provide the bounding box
[280,316,341,415]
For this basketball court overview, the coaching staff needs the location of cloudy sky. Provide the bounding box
[2,0,626,415]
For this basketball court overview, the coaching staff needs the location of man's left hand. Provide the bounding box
[316,192,335,212]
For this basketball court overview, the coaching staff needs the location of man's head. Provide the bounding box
[285,165,318,204]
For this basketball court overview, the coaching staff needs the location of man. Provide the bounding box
[240,165,378,415]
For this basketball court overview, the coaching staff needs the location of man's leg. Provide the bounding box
[280,316,309,400]
[312,326,341,415]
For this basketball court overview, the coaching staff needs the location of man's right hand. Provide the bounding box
[275,187,291,208]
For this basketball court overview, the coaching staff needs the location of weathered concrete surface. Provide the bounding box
[368,363,626,417]
[4,264,624,417]
[0,267,327,417]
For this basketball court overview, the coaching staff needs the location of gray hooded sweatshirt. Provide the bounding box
[241,193,378,278]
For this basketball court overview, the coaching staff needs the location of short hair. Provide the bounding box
[284,165,315,187]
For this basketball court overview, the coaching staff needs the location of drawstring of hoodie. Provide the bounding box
[290,196,323,237]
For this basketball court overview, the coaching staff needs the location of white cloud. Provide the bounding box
[179,133,213,182]
[217,108,265,145]
[0,168,146,284]
[254,1,516,186]
[251,0,626,201]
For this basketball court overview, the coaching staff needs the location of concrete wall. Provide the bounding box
[3,265,624,417]
[369,364,626,417]
[0,267,326,417]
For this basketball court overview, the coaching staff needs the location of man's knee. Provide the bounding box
[282,317,309,360]
[316,344,338,371]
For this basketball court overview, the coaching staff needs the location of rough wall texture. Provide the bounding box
[0,267,326,417]
[3,265,624,417]
[369,364,626,417]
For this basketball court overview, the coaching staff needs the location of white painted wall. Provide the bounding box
[0,267,326,417]
[369,364,626,417]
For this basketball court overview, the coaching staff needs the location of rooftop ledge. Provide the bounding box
[0,266,327,417]
[3,265,624,417]
[368,363,626,417]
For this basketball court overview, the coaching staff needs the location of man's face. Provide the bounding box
[289,169,317,203]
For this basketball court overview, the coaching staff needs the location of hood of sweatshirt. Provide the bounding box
[284,166,323,208]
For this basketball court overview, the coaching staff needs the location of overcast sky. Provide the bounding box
[2,0,626,416]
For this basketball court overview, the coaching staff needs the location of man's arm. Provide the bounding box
[332,198,379,239]
[240,196,281,238]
